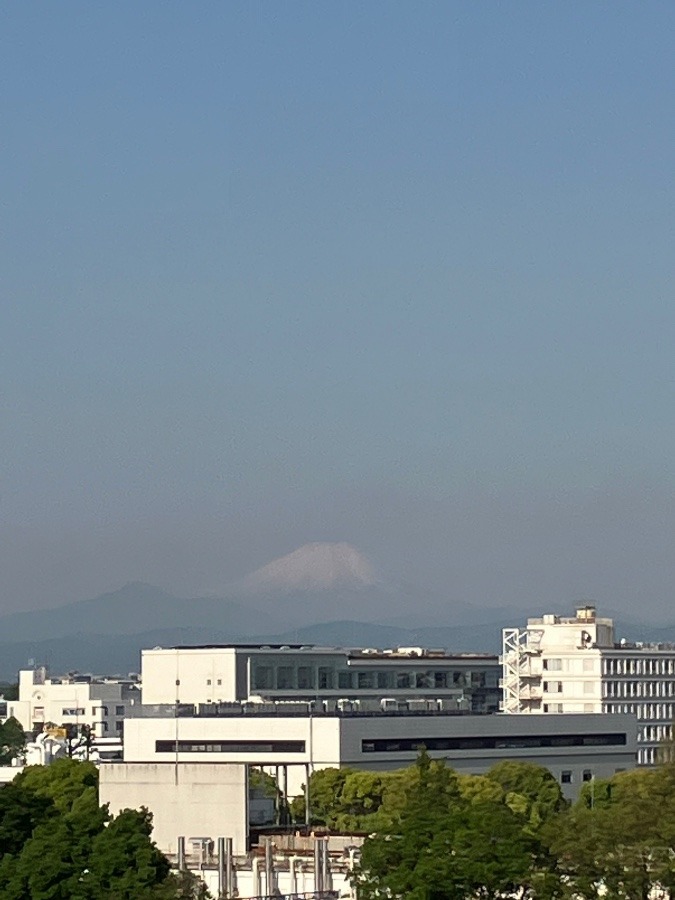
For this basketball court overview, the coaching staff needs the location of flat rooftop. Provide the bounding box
[153,643,498,661]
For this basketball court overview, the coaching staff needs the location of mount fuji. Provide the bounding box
[0,542,540,677]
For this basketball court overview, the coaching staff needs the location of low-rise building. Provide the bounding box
[5,667,140,738]
[99,699,635,856]
[141,644,501,713]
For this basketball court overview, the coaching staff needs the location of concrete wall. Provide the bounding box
[123,713,341,796]
[99,762,248,855]
[141,649,238,706]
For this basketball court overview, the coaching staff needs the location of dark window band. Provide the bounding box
[361,733,627,753]
[156,739,305,754]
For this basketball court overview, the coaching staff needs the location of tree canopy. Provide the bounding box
[0,718,25,767]
[0,758,208,899]
[339,752,675,900]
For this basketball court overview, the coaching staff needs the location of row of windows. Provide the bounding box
[561,770,595,784]
[31,720,124,733]
[638,724,672,744]
[543,703,598,713]
[544,658,596,673]
[604,657,675,677]
[605,681,675,699]
[60,706,125,717]
[252,664,497,692]
[155,739,306,754]
[542,682,596,695]
[361,733,627,753]
[606,702,675,720]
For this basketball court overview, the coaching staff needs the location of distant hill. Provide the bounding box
[1,542,672,679]
[0,619,506,680]
[0,582,277,645]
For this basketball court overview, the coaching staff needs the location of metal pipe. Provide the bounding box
[217,837,225,898]
[304,763,311,825]
[321,837,331,893]
[265,838,274,897]
[252,857,261,897]
[314,836,323,896]
[282,765,289,824]
[225,837,233,898]
[289,856,298,895]
[177,835,185,871]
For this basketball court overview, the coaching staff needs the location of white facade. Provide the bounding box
[6,668,140,739]
[141,644,501,712]
[101,762,248,856]
[501,605,675,765]
[119,703,636,801]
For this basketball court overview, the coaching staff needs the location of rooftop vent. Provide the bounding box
[576,605,597,621]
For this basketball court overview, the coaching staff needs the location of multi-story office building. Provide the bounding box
[141,644,501,713]
[5,667,140,738]
[501,605,675,765]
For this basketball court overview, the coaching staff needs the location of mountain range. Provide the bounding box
[0,542,672,680]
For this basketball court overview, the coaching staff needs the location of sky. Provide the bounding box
[2,3,675,618]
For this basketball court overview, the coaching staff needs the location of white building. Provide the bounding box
[100,699,636,849]
[5,667,140,739]
[140,644,501,713]
[502,605,675,765]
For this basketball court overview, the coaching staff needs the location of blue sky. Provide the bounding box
[2,3,675,615]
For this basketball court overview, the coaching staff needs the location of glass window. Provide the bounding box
[416,671,433,689]
[358,672,375,689]
[115,705,124,715]
[396,672,412,689]
[544,659,563,671]
[582,770,593,782]
[338,671,353,690]
[297,666,314,689]
[377,671,393,689]
[276,666,294,689]
[253,666,273,690]
[318,667,334,690]
[561,771,572,784]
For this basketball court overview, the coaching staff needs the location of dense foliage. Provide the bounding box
[0,719,25,767]
[299,753,675,899]
[0,759,207,899]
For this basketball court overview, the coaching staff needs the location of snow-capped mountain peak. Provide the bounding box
[236,542,380,595]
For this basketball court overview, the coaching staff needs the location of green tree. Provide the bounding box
[486,760,566,834]
[0,759,191,900]
[0,779,53,857]
[15,757,99,813]
[85,808,171,899]
[291,767,351,825]
[456,773,505,805]
[356,752,467,900]
[0,717,26,766]
[0,787,109,900]
[0,683,19,701]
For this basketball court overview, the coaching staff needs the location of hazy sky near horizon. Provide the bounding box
[2,3,675,617]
